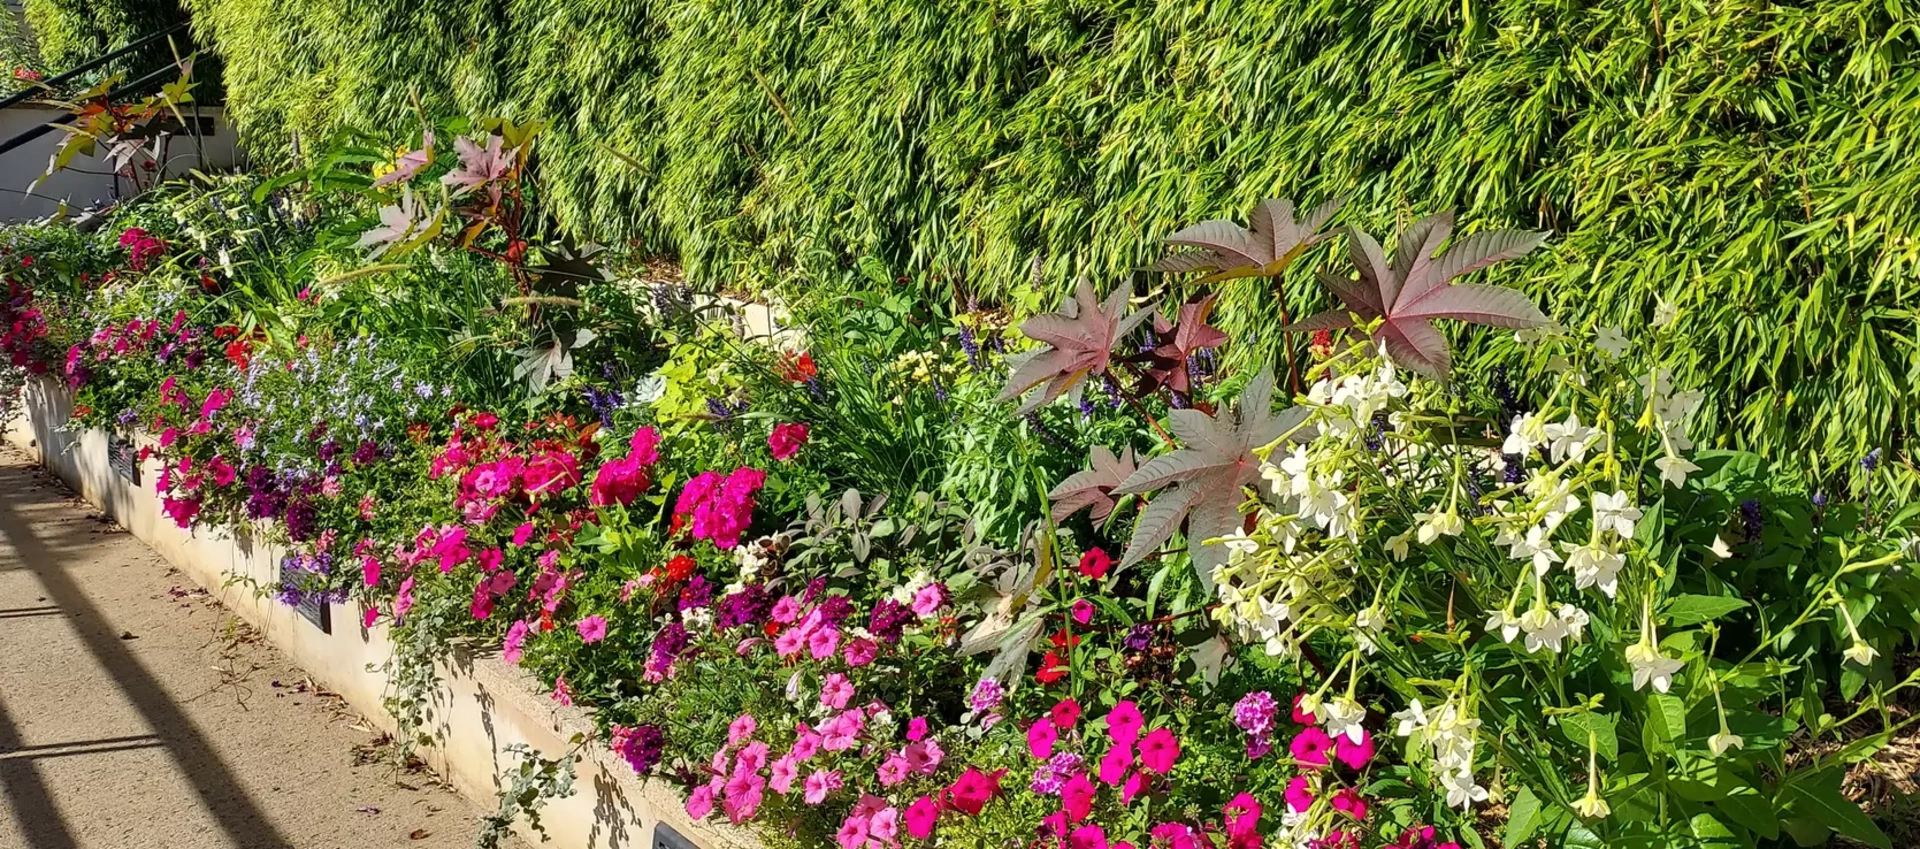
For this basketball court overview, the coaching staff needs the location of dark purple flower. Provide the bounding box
[353,441,379,466]
[867,598,916,643]
[284,497,318,542]
[714,584,773,631]
[1123,624,1153,652]
[677,575,713,611]
[816,593,852,625]
[611,724,666,774]
[1739,499,1763,542]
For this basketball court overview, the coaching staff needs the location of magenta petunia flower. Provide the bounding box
[1027,719,1058,760]
[1105,700,1144,745]
[1138,727,1179,774]
[1289,726,1333,768]
[768,422,810,461]
[904,795,940,839]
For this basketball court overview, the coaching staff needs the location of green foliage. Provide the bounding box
[0,11,43,92]
[22,0,188,73]
[180,0,1920,489]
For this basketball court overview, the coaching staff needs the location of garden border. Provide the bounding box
[5,378,759,849]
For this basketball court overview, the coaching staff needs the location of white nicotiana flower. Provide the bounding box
[1321,696,1367,744]
[1709,731,1745,756]
[1625,641,1684,693]
[1544,413,1600,464]
[1485,610,1524,644]
[1845,642,1879,667]
[1594,326,1629,358]
[1415,507,1465,545]
[1504,413,1548,456]
[1520,605,1570,654]
[1563,541,1625,598]
[1652,298,1678,329]
[1508,525,1563,576]
[1572,789,1610,819]
[1558,603,1590,642]
[1443,768,1490,809]
[1354,606,1385,655]
[1220,527,1259,557]
[1655,453,1701,488]
[1591,490,1642,539]
[1708,534,1733,560]
[1393,699,1429,737]
[1385,530,1413,562]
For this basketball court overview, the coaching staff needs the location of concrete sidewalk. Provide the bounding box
[0,447,499,849]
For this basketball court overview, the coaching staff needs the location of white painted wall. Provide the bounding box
[0,105,241,222]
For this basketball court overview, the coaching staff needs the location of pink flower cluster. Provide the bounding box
[589,427,661,506]
[1023,699,1181,840]
[118,228,166,271]
[673,466,766,549]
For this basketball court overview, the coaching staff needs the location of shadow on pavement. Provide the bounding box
[0,463,296,849]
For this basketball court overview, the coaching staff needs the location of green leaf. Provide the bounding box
[1715,789,1780,841]
[1504,786,1545,847]
[1560,712,1619,762]
[1665,594,1748,626]
[1781,770,1889,848]
[1646,694,1689,753]
[1562,820,1607,849]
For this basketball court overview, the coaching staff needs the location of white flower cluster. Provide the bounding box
[1394,698,1487,809]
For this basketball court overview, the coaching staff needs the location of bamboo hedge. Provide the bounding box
[182,0,1918,487]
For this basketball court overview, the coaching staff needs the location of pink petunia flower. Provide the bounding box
[904,795,940,839]
[802,769,843,804]
[576,615,608,643]
[820,673,855,710]
[1284,776,1315,813]
[1028,720,1058,760]
[1098,743,1133,785]
[1333,728,1375,770]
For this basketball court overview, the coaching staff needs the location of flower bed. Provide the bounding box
[2,117,1918,849]
[3,377,758,849]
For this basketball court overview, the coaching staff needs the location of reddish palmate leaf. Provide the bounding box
[1152,197,1344,282]
[1000,279,1151,415]
[1048,445,1138,523]
[1143,295,1229,396]
[1285,213,1549,379]
[1112,369,1313,584]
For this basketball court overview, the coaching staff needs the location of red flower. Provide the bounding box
[780,351,817,383]
[664,555,696,583]
[1077,548,1111,579]
[1035,650,1069,685]
[1050,698,1082,729]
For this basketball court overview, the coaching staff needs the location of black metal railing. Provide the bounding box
[0,21,189,113]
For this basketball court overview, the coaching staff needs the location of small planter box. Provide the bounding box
[6,379,757,849]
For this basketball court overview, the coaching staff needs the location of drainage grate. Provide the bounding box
[653,821,697,849]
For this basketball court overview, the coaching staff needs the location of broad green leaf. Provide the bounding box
[1646,694,1689,753]
[1503,786,1545,847]
[1560,713,1619,762]
[1665,594,1748,626]
[1781,771,1890,848]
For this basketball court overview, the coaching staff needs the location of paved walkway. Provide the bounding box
[0,447,496,848]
